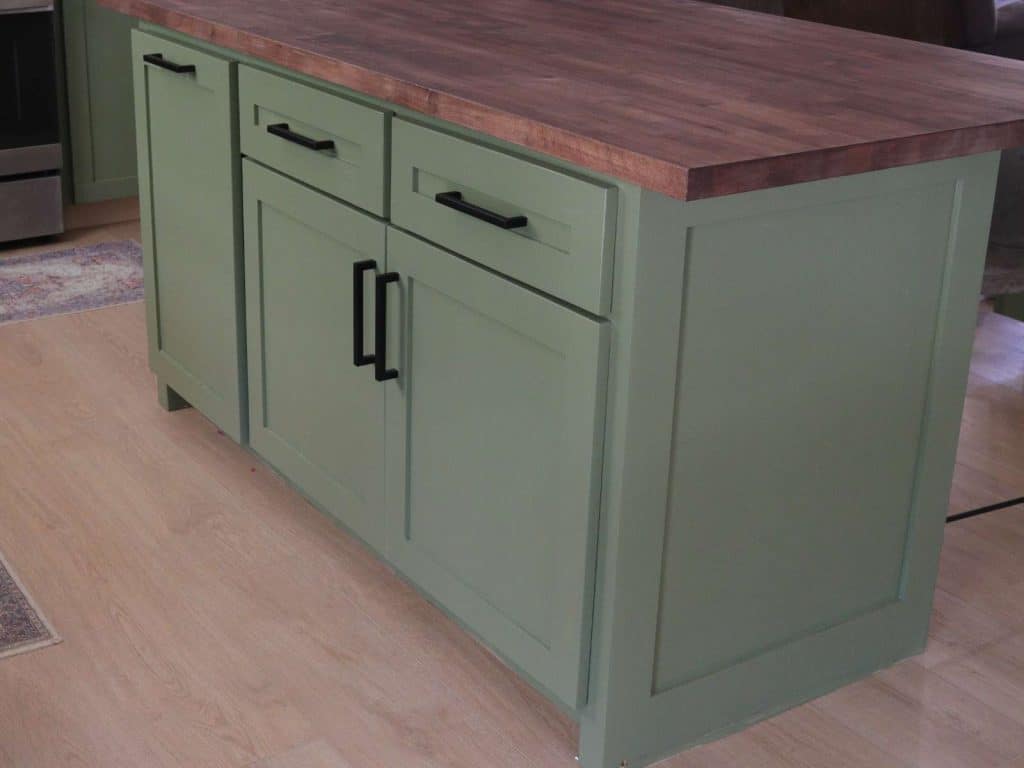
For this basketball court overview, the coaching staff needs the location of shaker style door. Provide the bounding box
[382,227,609,709]
[132,30,246,440]
[243,160,387,551]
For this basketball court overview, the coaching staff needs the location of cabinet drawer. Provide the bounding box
[239,65,387,216]
[391,119,617,314]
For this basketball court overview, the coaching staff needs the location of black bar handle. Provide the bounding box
[353,260,376,367]
[435,191,528,230]
[374,272,400,382]
[143,53,196,75]
[266,123,335,152]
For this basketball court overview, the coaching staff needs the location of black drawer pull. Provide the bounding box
[353,260,376,367]
[435,191,528,230]
[143,53,196,75]
[374,272,399,382]
[266,123,335,152]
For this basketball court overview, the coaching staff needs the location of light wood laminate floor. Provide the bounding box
[0,221,1022,768]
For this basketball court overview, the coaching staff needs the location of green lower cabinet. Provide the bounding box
[243,160,387,551]
[383,227,609,710]
[63,0,138,202]
[132,30,246,441]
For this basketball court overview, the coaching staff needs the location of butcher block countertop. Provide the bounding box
[103,0,1024,199]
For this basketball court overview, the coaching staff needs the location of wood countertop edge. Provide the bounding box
[686,121,1024,200]
[108,0,1024,200]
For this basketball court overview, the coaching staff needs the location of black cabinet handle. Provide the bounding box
[374,272,400,382]
[435,191,528,230]
[143,53,196,75]
[353,260,376,367]
[266,123,335,152]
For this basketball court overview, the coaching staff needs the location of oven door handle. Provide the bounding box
[143,53,196,75]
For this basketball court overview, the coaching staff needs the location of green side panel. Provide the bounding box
[652,178,956,690]
[63,0,138,202]
[579,153,1000,768]
[238,65,388,217]
[243,160,387,551]
[132,29,246,442]
[390,119,617,315]
[384,228,609,710]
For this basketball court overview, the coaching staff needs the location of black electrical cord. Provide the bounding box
[946,496,1024,524]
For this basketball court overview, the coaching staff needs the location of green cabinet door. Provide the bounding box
[63,0,138,202]
[383,227,609,710]
[243,160,387,551]
[132,30,246,441]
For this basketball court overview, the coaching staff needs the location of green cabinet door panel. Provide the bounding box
[243,160,387,551]
[132,30,246,442]
[64,0,138,202]
[383,227,609,710]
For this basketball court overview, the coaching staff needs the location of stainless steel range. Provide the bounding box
[0,0,63,243]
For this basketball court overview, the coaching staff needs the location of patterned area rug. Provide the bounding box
[0,240,143,325]
[0,551,60,660]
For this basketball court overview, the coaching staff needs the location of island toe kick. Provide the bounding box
[127,19,1002,768]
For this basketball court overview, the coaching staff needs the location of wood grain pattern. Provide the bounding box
[100,0,1024,199]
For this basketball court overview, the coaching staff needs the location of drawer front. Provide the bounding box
[391,119,616,314]
[239,65,387,216]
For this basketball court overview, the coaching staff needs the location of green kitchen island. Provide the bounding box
[101,0,1024,765]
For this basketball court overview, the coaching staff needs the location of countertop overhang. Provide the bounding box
[102,0,1024,199]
